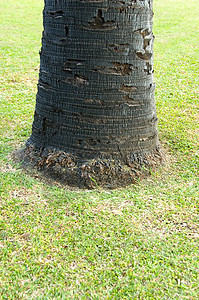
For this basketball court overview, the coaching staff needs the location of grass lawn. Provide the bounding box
[0,0,198,298]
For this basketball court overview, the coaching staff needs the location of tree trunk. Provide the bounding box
[22,0,162,188]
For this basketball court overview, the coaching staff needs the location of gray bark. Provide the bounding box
[24,0,161,188]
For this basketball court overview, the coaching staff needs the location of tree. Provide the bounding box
[20,0,162,188]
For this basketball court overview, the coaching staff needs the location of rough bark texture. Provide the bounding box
[20,0,162,188]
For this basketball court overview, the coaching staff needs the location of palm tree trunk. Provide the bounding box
[23,0,162,188]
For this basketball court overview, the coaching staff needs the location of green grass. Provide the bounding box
[0,0,198,298]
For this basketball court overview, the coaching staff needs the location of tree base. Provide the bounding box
[13,145,164,189]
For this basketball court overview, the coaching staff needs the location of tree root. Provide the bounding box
[13,145,164,189]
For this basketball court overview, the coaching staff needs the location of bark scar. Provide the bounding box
[64,75,89,87]
[84,9,117,30]
[47,10,64,18]
[135,28,153,63]
[93,62,133,76]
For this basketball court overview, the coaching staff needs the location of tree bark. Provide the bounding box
[21,0,162,188]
